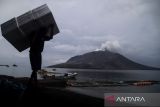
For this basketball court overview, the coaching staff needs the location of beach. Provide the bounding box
[0,75,104,107]
[1,68,160,107]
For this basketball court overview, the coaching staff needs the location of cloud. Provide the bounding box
[54,44,77,52]
[0,0,160,69]
[0,28,2,40]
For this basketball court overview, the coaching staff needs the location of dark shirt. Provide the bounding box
[29,27,46,53]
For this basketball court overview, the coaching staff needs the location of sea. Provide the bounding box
[0,67,160,98]
[49,68,160,98]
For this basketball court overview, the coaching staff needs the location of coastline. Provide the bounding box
[0,75,104,107]
[1,74,160,107]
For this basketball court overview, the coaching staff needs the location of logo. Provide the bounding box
[116,97,145,102]
[104,93,150,106]
[105,96,145,104]
[105,93,160,107]
[105,95,115,104]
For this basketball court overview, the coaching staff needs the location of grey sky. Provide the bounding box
[0,0,160,69]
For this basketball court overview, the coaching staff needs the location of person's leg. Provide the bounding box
[29,52,42,86]
[29,38,44,86]
[29,52,42,71]
[31,52,42,81]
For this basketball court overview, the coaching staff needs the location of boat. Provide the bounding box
[0,65,9,67]
[52,68,56,71]
[63,72,78,79]
[38,69,78,80]
[13,64,18,67]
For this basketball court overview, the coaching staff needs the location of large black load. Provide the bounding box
[1,4,59,52]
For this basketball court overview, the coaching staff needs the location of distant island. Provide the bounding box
[48,50,159,70]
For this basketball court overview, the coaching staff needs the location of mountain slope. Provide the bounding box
[49,50,159,70]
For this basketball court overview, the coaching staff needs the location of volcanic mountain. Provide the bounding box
[49,50,159,70]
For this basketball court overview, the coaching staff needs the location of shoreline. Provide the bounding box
[0,75,104,107]
[1,74,160,107]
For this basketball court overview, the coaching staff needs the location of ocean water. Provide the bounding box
[1,67,160,82]
[0,66,32,77]
[49,68,160,94]
[47,68,160,81]
[1,67,160,94]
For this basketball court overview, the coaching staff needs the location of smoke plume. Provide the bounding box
[95,40,121,52]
